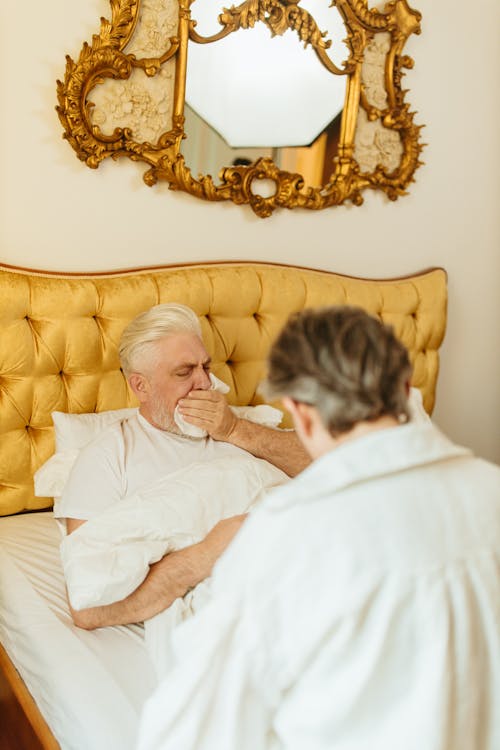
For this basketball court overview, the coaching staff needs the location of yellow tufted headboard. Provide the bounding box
[0,262,447,516]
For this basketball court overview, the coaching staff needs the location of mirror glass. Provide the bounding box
[182,0,348,188]
[182,103,343,189]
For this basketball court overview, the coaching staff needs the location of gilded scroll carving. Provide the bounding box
[56,0,424,217]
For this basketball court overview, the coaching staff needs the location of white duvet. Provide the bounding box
[60,453,287,676]
[61,453,286,610]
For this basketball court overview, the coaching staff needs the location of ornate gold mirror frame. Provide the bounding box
[56,0,423,218]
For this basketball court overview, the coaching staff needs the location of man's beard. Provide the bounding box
[149,394,181,434]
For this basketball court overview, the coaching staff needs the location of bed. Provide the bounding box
[0,260,448,750]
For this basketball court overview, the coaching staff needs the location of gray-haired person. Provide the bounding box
[137,305,500,750]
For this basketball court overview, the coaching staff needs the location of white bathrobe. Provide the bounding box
[136,422,500,750]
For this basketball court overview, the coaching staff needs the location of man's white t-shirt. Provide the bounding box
[56,413,268,522]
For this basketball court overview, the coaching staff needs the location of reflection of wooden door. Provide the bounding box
[279,133,327,188]
[278,111,342,188]
[322,112,342,185]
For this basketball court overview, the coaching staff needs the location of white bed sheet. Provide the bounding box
[0,511,157,750]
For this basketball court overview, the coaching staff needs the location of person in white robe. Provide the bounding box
[136,305,500,750]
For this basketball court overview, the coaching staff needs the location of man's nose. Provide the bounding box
[192,367,211,390]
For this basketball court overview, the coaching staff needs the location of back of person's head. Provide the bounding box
[265,306,412,435]
[119,303,202,377]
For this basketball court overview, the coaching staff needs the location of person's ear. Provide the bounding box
[128,373,149,402]
[282,397,316,439]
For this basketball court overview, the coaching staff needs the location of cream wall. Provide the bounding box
[1,0,499,463]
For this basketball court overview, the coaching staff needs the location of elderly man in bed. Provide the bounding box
[136,306,500,750]
[55,303,310,630]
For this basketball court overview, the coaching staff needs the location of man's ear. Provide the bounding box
[128,373,149,403]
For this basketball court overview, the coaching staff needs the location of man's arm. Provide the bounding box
[178,390,310,476]
[222,417,309,477]
[66,514,246,630]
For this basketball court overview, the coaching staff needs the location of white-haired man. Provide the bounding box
[137,306,500,750]
[56,303,310,629]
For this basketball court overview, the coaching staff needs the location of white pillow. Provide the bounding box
[34,407,138,498]
[52,407,139,452]
[407,387,430,424]
[34,450,80,498]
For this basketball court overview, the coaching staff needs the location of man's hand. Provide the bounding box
[178,390,238,441]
